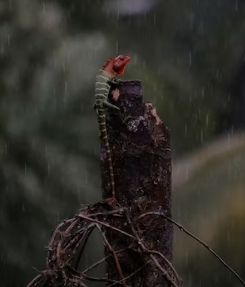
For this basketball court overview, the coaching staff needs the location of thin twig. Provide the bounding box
[148,250,182,286]
[72,224,96,270]
[125,211,180,287]
[67,274,88,287]
[88,208,125,217]
[64,223,95,253]
[65,218,80,234]
[149,254,179,287]
[26,273,45,287]
[68,265,123,285]
[82,248,128,274]
[46,218,75,268]
[96,224,127,287]
[107,261,150,287]
[78,212,135,239]
[81,274,108,281]
[83,274,132,287]
[138,211,245,287]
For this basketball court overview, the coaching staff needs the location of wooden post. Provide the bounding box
[101,80,174,286]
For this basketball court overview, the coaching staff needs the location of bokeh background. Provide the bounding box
[0,0,245,286]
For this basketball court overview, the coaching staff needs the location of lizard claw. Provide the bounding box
[108,79,121,86]
[122,115,133,124]
[93,104,99,117]
[118,113,134,125]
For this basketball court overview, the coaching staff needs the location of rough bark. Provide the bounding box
[101,80,174,286]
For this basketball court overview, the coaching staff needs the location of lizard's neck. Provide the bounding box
[100,69,116,80]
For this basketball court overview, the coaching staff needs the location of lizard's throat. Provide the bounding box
[101,69,116,80]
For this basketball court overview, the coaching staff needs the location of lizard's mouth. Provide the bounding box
[113,56,131,75]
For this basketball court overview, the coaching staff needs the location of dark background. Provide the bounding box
[0,0,245,286]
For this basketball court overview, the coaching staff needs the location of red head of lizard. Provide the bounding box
[102,55,131,78]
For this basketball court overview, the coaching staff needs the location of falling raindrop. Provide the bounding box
[235,0,238,11]
[7,34,10,46]
[43,2,46,14]
[200,129,203,143]
[205,113,209,127]
[189,52,192,67]
[47,163,50,175]
[153,13,156,25]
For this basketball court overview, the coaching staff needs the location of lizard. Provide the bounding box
[94,54,131,203]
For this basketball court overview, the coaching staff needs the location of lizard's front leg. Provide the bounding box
[103,100,120,111]
[103,100,133,125]
[93,104,99,117]
[107,79,122,86]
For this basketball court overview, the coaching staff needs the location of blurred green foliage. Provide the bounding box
[173,140,245,287]
[0,0,245,286]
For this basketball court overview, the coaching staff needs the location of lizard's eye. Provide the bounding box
[119,57,124,61]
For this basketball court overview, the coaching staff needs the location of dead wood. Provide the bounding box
[100,80,176,286]
[26,80,180,287]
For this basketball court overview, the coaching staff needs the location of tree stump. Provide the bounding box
[100,80,174,286]
[26,80,179,287]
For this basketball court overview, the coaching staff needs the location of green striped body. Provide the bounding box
[95,70,118,200]
[95,70,111,115]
